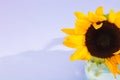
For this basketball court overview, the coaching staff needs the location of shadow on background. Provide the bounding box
[0,38,88,80]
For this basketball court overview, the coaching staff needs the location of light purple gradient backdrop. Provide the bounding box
[0,0,120,56]
[0,0,120,80]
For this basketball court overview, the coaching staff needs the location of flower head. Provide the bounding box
[62,6,120,77]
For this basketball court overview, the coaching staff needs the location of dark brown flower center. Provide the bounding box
[85,21,120,58]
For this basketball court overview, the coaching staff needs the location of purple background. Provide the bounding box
[0,0,120,56]
[0,0,120,80]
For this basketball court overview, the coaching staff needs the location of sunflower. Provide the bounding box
[62,6,120,77]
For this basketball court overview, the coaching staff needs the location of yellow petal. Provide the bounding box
[115,55,120,64]
[88,11,96,22]
[70,46,91,60]
[117,69,120,74]
[110,58,120,77]
[75,19,91,34]
[113,50,120,55]
[114,18,120,28]
[116,11,120,16]
[106,58,120,77]
[63,41,77,48]
[115,55,120,74]
[96,15,107,21]
[95,6,104,16]
[74,12,86,19]
[111,56,117,64]
[108,9,116,23]
[93,22,103,29]
[88,11,106,22]
[62,28,75,35]
[63,35,85,48]
[105,59,117,78]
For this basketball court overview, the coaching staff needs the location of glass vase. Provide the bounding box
[85,61,120,80]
